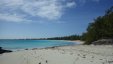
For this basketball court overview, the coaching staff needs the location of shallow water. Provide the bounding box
[0,40,78,50]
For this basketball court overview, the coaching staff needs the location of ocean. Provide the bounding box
[0,40,79,51]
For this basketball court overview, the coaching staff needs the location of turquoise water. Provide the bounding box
[0,40,78,50]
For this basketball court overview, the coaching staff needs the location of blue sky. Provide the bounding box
[0,0,113,39]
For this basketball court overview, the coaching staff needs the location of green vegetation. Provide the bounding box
[83,6,113,44]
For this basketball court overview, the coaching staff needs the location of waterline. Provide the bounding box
[0,40,79,50]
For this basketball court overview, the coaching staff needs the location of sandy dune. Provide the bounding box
[0,45,113,64]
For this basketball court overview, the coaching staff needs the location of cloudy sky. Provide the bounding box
[0,0,113,39]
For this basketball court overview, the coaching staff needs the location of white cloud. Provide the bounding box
[0,13,31,22]
[0,0,76,22]
[1,0,99,23]
[21,0,63,20]
[66,2,76,8]
[1,0,23,6]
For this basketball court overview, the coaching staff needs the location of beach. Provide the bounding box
[0,45,113,64]
[66,40,85,44]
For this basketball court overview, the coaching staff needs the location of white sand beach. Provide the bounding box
[0,45,113,64]
[67,40,85,44]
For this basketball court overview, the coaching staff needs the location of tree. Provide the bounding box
[84,6,113,44]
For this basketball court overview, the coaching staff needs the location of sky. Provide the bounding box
[0,0,113,39]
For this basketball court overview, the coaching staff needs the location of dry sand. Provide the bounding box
[0,45,113,64]
[67,40,85,44]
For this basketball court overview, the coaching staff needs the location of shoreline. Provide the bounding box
[1,40,113,64]
[2,40,83,52]
[65,40,85,44]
